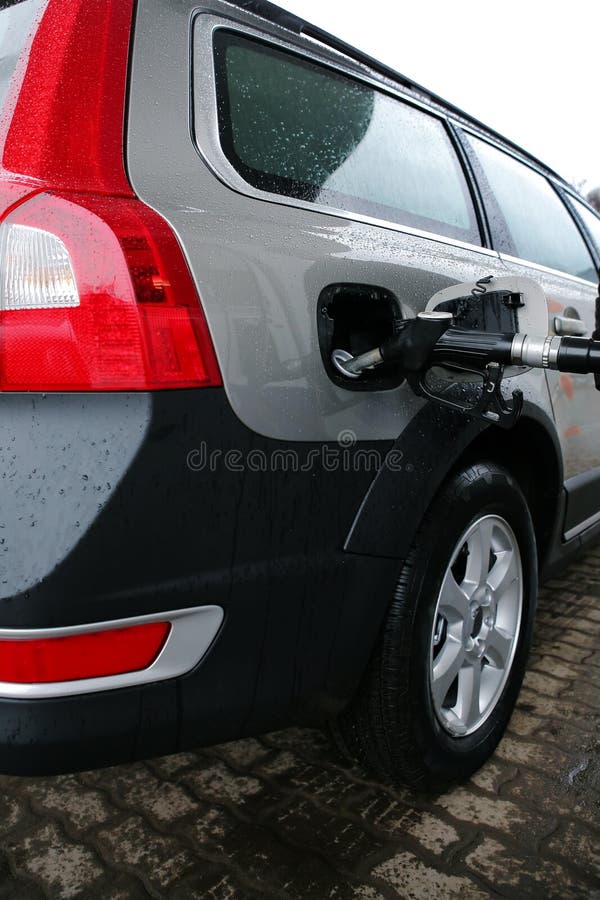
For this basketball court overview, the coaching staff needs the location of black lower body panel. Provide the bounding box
[0,388,400,774]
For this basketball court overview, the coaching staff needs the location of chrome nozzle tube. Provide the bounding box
[343,347,384,375]
[511,334,561,369]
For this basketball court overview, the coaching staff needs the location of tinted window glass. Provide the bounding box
[571,197,600,260]
[0,0,44,114]
[214,31,480,244]
[467,135,595,281]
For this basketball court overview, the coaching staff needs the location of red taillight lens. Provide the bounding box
[2,0,135,197]
[0,622,170,684]
[0,192,221,390]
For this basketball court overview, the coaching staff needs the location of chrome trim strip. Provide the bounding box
[191,13,498,260]
[564,510,600,543]
[0,605,224,699]
[497,252,597,289]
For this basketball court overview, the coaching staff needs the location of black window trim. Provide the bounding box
[448,121,493,250]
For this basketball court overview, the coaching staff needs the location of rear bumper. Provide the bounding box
[0,549,397,776]
[0,388,399,774]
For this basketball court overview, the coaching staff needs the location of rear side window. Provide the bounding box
[0,0,44,114]
[213,31,480,245]
[466,135,595,281]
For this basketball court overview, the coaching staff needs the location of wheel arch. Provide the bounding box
[459,412,563,572]
[345,401,563,574]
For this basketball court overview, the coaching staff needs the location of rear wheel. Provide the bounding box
[336,461,537,791]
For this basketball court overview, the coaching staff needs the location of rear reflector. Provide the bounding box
[0,191,221,390]
[0,621,170,684]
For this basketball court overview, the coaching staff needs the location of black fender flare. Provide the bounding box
[345,400,562,561]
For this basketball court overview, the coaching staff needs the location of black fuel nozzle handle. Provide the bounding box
[432,327,515,369]
[428,329,600,376]
[342,311,514,376]
[339,311,455,377]
[380,311,455,370]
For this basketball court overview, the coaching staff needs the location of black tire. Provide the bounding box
[336,461,538,791]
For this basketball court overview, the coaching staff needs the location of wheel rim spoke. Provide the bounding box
[431,638,464,708]
[456,659,483,726]
[438,569,470,624]
[485,625,513,669]
[464,518,495,588]
[487,549,517,595]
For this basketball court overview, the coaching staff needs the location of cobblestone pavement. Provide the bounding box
[0,550,598,900]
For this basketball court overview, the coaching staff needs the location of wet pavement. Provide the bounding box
[0,548,598,899]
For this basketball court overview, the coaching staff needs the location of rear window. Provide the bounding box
[0,0,44,115]
[213,31,480,245]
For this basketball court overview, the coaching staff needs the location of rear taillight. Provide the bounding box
[0,0,220,391]
[0,192,221,390]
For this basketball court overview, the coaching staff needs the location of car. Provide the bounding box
[1,0,599,790]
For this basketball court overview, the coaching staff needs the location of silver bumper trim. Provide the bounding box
[0,605,224,699]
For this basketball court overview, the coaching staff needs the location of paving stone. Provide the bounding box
[516,687,596,725]
[105,766,199,825]
[0,794,25,836]
[184,760,263,805]
[350,792,419,838]
[531,641,593,664]
[502,769,600,831]
[169,871,267,899]
[371,851,485,898]
[5,822,104,899]
[265,795,387,868]
[435,785,552,846]
[255,751,366,809]
[554,629,597,650]
[147,752,200,779]
[494,734,571,772]
[506,707,546,737]
[95,815,197,891]
[522,669,568,697]
[403,813,463,857]
[544,820,600,880]
[532,656,581,682]
[0,852,46,900]
[465,836,591,899]
[22,776,116,832]
[469,758,518,794]
[213,738,272,770]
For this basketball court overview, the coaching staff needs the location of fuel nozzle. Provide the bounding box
[331,285,600,429]
[337,310,454,377]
